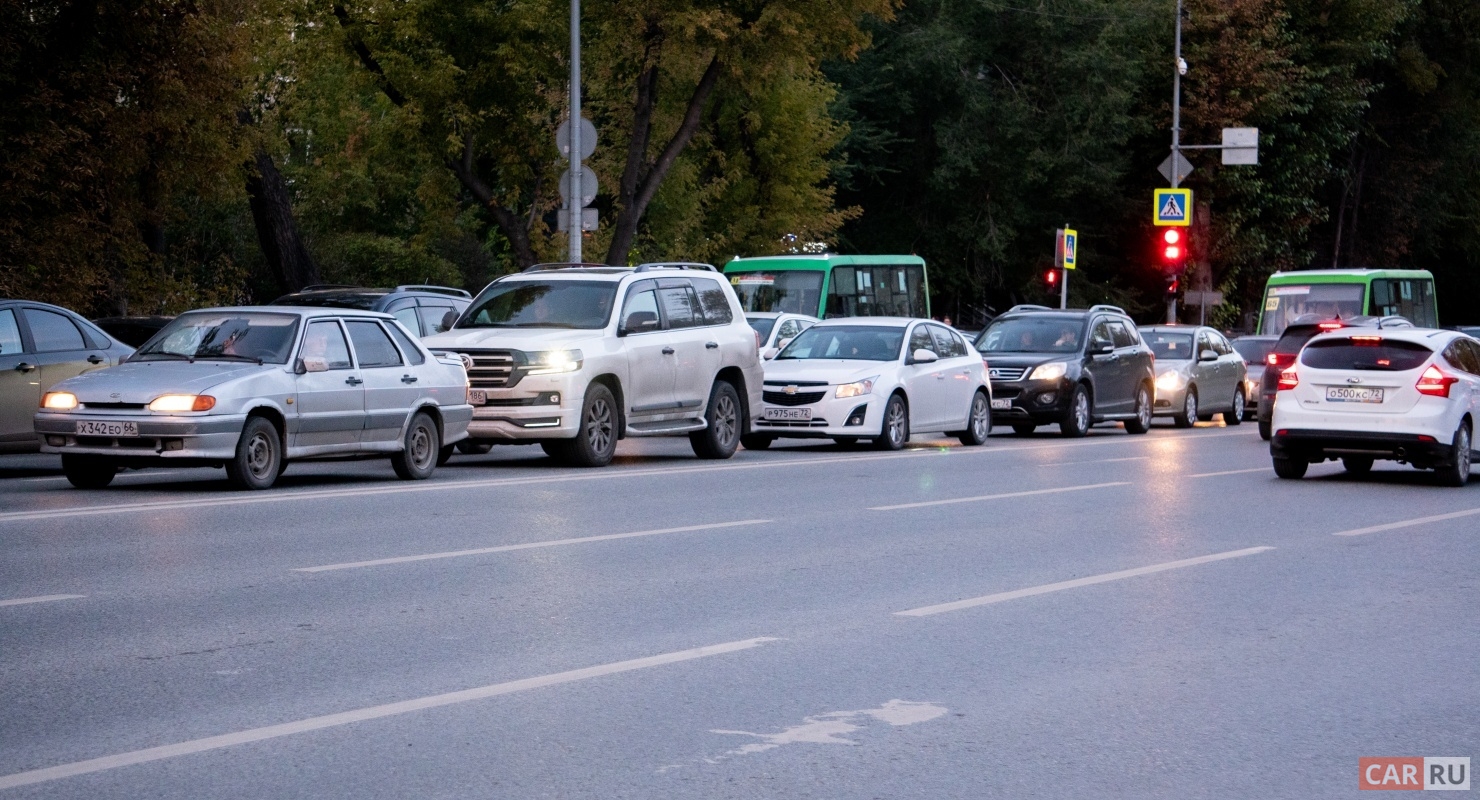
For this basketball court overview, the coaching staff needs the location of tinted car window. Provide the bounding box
[1232,338,1275,364]
[777,319,800,340]
[389,303,421,335]
[384,321,426,365]
[692,278,734,325]
[347,320,403,367]
[24,308,86,352]
[778,326,904,361]
[976,317,1084,353]
[418,305,456,335]
[1145,332,1194,360]
[909,325,934,355]
[1301,338,1432,371]
[620,284,661,334]
[1109,321,1138,349]
[748,317,777,340]
[301,320,353,369]
[658,285,700,329]
[1210,331,1233,356]
[929,324,967,358]
[1463,340,1480,375]
[0,309,22,355]
[1090,320,1113,348]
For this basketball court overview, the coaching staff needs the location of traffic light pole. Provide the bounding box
[567,0,582,262]
[1060,268,1068,310]
[1166,0,1183,324]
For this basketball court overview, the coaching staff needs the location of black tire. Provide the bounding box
[1173,387,1197,429]
[690,381,741,459]
[389,412,440,480]
[1258,416,1272,441]
[1124,384,1152,435]
[956,391,991,446]
[540,440,568,460]
[62,455,116,489]
[1226,389,1245,426]
[833,436,858,447]
[740,433,774,450]
[226,416,282,490]
[1342,456,1373,475]
[437,444,455,466]
[456,440,493,455]
[1059,385,1091,438]
[1436,422,1472,488]
[1272,456,1308,480]
[560,383,618,467]
[874,394,909,450]
[1011,423,1036,436]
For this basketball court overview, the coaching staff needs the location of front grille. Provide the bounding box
[461,350,517,388]
[763,380,828,387]
[993,387,1021,400]
[80,402,147,411]
[987,366,1027,381]
[763,390,826,406]
[758,418,830,428]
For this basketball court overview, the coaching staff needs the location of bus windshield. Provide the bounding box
[729,272,824,315]
[1259,284,1364,335]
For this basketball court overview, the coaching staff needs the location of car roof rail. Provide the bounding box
[521,262,615,273]
[391,285,472,298]
[1088,304,1127,315]
[1004,304,1054,314]
[633,262,717,273]
[298,284,361,291]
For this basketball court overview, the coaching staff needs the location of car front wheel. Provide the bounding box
[226,416,282,490]
[560,383,618,467]
[391,411,440,480]
[740,433,774,450]
[690,381,741,459]
[1173,387,1197,429]
[1436,422,1472,487]
[874,394,909,450]
[1059,385,1090,438]
[62,455,116,489]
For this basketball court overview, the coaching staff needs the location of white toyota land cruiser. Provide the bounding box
[422,263,764,467]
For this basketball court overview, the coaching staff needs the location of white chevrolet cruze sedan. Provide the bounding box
[1269,327,1480,485]
[745,317,991,450]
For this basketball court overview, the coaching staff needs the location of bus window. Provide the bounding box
[1259,284,1364,335]
[1371,278,1437,327]
[826,264,926,318]
[728,272,823,315]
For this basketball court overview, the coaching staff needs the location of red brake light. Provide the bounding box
[1350,335,1381,346]
[1265,353,1279,366]
[1277,367,1299,391]
[1416,365,1458,398]
[1318,321,1343,331]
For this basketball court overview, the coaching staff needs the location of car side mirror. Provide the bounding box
[297,357,329,374]
[1199,349,1219,362]
[911,348,939,364]
[762,348,780,360]
[441,310,459,331]
[1090,341,1114,356]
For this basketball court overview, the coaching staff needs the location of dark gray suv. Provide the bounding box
[973,304,1155,437]
[271,285,472,338]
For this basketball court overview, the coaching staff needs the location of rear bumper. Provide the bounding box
[1270,429,1452,463]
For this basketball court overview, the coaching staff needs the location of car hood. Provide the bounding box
[763,358,888,385]
[51,361,271,403]
[979,353,1074,370]
[421,327,599,352]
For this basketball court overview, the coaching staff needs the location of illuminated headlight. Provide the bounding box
[41,392,78,410]
[835,376,878,398]
[525,349,583,375]
[149,394,216,412]
[1155,371,1185,391]
[1027,362,1068,382]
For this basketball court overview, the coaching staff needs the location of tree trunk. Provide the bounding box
[245,148,319,292]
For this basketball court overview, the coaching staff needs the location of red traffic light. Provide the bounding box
[1159,227,1187,272]
[1045,269,1059,287]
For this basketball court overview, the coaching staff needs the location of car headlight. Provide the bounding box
[41,392,78,410]
[835,376,878,398]
[149,394,216,412]
[525,349,583,375]
[1027,362,1068,381]
[1155,371,1185,391]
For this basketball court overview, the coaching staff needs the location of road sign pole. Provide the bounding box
[568,0,582,262]
[1060,267,1068,310]
[1167,0,1183,325]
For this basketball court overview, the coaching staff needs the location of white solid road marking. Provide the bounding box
[0,594,86,608]
[868,481,1129,511]
[0,636,779,791]
[1189,467,1269,478]
[1036,456,1149,468]
[0,429,1248,525]
[294,519,771,573]
[894,546,1276,617]
[1332,507,1480,537]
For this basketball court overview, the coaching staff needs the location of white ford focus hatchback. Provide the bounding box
[1269,327,1480,485]
[746,317,992,451]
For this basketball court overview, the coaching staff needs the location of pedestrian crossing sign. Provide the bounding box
[1063,228,1077,270]
[1154,188,1192,226]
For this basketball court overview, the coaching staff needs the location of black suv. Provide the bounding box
[973,304,1155,437]
[271,284,472,337]
[1254,314,1412,441]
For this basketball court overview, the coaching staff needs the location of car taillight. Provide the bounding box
[1318,321,1344,331]
[1416,365,1458,398]
[1267,352,1295,368]
[1277,368,1298,391]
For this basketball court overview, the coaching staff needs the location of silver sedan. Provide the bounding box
[1141,324,1248,428]
[34,307,472,490]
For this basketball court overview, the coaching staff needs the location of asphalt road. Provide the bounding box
[1,420,1476,798]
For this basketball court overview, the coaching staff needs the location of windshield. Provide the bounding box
[1259,283,1365,335]
[459,280,617,330]
[975,317,1085,354]
[729,271,824,315]
[777,325,904,361]
[1232,338,1275,364]
[136,312,299,364]
[748,317,777,339]
[1144,332,1194,361]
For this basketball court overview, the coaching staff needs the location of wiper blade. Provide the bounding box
[196,354,264,364]
[135,352,194,362]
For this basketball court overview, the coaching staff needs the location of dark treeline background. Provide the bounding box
[2,0,1476,327]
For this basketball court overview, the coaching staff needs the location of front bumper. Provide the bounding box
[752,393,877,438]
[1152,381,1189,415]
[35,412,245,460]
[989,378,1071,423]
[466,376,579,441]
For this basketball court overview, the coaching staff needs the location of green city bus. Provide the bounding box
[1257,269,1438,336]
[722,254,931,319]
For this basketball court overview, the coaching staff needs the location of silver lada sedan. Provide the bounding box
[34,307,473,490]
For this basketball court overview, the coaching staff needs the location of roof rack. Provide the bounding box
[391,285,472,298]
[521,262,615,273]
[633,262,717,273]
[1089,304,1127,315]
[1004,304,1053,314]
[299,284,360,291]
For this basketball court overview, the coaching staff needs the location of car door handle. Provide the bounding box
[87,354,104,364]
[15,362,35,373]
[401,375,418,384]
[662,347,675,355]
[705,342,719,349]
[345,376,363,386]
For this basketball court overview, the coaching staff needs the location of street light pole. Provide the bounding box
[568,0,582,262]
[1167,0,1183,324]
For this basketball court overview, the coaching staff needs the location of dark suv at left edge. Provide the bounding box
[974,304,1155,437]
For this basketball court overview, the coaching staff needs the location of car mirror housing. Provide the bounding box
[1090,341,1114,356]
[297,357,329,374]
[911,348,939,364]
[1199,349,1219,362]
[441,310,459,331]
[762,348,780,360]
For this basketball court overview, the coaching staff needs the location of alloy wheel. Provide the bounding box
[1074,391,1090,432]
[887,401,907,445]
[587,397,614,454]
[971,394,990,439]
[713,393,738,446]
